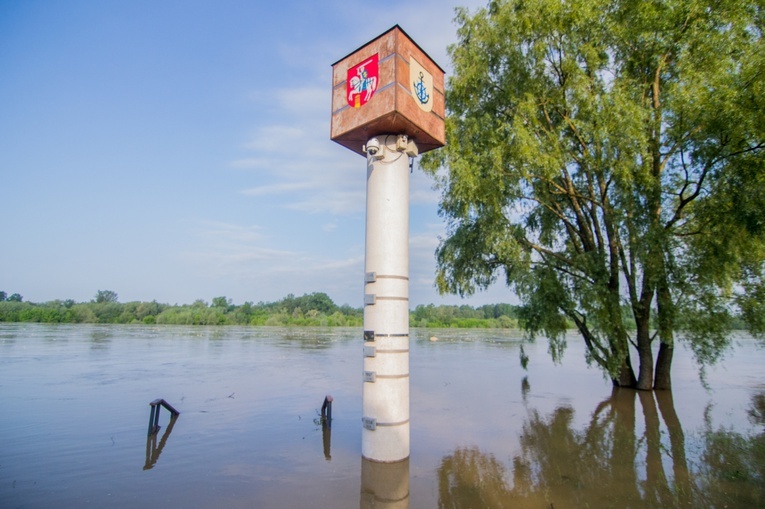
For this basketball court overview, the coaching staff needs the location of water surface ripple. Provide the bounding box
[1,324,762,508]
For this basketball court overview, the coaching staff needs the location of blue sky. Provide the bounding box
[0,0,513,308]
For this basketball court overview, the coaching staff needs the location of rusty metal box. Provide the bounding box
[331,25,445,156]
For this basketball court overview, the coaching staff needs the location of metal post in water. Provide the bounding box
[362,135,413,462]
[321,395,333,426]
[153,405,160,432]
[148,404,158,436]
[148,398,180,436]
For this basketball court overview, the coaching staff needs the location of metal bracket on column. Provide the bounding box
[364,345,376,357]
[364,330,375,342]
[365,272,377,283]
[364,294,376,306]
[363,371,376,383]
[362,417,377,431]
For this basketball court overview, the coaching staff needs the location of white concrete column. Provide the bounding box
[362,134,412,463]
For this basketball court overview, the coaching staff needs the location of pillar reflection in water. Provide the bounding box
[360,457,409,509]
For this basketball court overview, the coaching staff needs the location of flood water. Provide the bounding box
[1,323,762,508]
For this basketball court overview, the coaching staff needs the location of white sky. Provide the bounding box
[0,0,515,307]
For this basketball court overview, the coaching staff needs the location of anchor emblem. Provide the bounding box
[413,71,430,105]
[409,57,434,113]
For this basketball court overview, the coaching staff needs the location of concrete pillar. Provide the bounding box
[362,134,412,463]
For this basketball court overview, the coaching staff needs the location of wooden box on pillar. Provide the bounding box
[330,25,445,156]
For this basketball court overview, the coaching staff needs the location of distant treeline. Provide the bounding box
[1,290,752,330]
[0,290,522,328]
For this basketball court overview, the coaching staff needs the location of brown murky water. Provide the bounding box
[1,324,762,508]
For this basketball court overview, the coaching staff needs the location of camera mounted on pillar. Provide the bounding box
[363,137,385,160]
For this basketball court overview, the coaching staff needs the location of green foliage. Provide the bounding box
[0,292,361,327]
[422,0,765,387]
[211,296,232,309]
[0,291,524,329]
[410,303,521,328]
[94,290,118,303]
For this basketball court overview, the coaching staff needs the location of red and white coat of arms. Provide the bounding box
[347,54,379,108]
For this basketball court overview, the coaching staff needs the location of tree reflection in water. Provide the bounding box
[437,389,764,508]
[699,392,765,507]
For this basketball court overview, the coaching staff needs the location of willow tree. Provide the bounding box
[422,0,764,389]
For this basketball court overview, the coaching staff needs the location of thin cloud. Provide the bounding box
[229,158,271,170]
[235,114,363,214]
[241,181,315,196]
[198,221,265,244]
[268,254,362,275]
[284,188,366,215]
[243,125,306,153]
[410,187,440,206]
[410,231,441,251]
[273,86,329,116]
[183,246,299,274]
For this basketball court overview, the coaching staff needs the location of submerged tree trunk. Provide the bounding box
[654,279,674,390]
[654,341,673,390]
[613,354,638,388]
[635,311,654,390]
